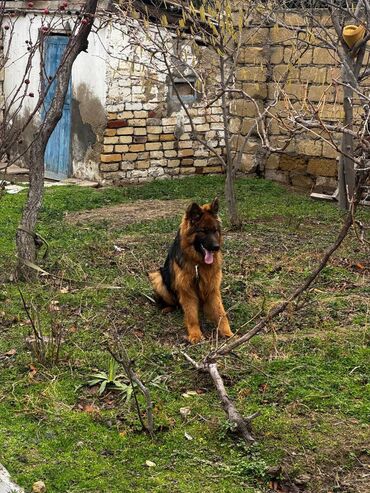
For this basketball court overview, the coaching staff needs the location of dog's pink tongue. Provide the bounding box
[204,249,214,264]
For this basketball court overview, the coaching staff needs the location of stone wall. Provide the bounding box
[100,26,225,184]
[232,11,365,193]
[100,11,363,190]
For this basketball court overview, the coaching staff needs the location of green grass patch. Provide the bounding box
[0,176,369,492]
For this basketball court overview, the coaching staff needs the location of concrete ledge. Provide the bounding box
[0,464,23,493]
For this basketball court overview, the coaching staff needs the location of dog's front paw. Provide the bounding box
[220,329,234,338]
[187,331,204,344]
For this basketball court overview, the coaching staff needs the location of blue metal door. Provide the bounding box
[44,35,72,180]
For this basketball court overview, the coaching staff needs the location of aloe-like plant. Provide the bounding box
[88,357,134,401]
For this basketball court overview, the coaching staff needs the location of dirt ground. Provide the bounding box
[65,199,190,228]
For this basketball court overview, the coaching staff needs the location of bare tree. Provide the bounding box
[264,0,370,209]
[3,0,100,279]
[118,0,268,229]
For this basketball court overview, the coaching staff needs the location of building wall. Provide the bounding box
[3,4,108,180]
[0,29,4,127]
[231,11,362,193]
[101,10,352,190]
[3,5,355,190]
[99,24,225,184]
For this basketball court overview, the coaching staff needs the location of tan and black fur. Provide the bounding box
[149,198,233,343]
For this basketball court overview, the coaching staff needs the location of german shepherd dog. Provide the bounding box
[149,198,233,343]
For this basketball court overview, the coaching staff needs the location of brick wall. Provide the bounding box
[100,27,225,184]
[99,12,360,190]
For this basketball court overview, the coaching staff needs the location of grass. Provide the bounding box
[0,175,369,493]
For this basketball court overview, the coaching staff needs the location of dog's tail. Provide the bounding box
[148,270,176,307]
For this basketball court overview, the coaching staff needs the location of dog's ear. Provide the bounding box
[210,197,219,216]
[186,202,203,223]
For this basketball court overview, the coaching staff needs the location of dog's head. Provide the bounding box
[184,198,221,265]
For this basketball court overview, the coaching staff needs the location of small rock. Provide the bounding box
[32,481,46,493]
[295,474,311,485]
[266,465,282,478]
[179,407,191,419]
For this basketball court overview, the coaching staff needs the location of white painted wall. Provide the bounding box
[71,23,107,107]
[3,15,43,120]
[4,13,108,115]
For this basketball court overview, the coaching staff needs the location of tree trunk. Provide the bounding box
[16,0,98,280]
[16,140,45,274]
[220,56,241,229]
[338,63,356,210]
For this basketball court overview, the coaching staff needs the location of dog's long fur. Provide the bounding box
[149,198,233,343]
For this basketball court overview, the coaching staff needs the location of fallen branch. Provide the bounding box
[208,363,258,443]
[181,351,260,442]
[208,206,355,361]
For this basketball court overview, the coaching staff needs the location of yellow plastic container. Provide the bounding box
[342,24,366,48]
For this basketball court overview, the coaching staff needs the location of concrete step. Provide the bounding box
[0,464,23,493]
[1,164,99,189]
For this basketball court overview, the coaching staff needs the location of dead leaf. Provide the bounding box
[182,390,198,398]
[28,364,37,379]
[238,388,252,398]
[259,383,268,393]
[353,262,366,271]
[184,432,193,441]
[145,460,156,467]
[179,407,191,418]
[4,348,16,357]
[79,402,99,414]
[49,300,60,312]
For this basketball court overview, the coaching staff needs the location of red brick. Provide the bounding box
[107,119,129,129]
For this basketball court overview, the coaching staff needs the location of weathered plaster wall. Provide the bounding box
[0,30,5,127]
[3,5,107,180]
[3,15,42,121]
[71,24,107,181]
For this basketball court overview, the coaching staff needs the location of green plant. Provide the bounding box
[87,357,134,400]
[19,289,66,368]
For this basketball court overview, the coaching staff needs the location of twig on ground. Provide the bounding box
[108,345,154,438]
[207,363,258,443]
